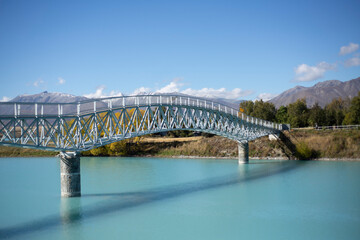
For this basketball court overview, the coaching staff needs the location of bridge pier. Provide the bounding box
[238,141,249,164]
[60,152,81,197]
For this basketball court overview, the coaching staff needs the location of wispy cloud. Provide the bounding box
[83,85,106,98]
[58,77,65,85]
[156,78,184,93]
[33,78,45,87]
[83,78,253,100]
[0,96,10,102]
[154,79,252,99]
[293,61,336,82]
[83,85,123,98]
[344,56,360,67]
[132,87,152,95]
[108,90,123,97]
[339,43,359,55]
[181,87,252,99]
[291,42,358,83]
[256,93,278,101]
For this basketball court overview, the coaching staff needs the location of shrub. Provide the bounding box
[295,141,319,160]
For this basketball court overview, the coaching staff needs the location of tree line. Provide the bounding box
[239,91,360,128]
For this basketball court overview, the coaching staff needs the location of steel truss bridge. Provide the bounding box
[0,95,283,152]
[0,94,288,197]
[0,95,284,152]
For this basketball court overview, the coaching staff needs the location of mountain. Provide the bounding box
[154,92,243,109]
[10,91,88,103]
[0,91,243,115]
[269,77,360,108]
[204,97,243,109]
[2,92,91,115]
[3,76,359,114]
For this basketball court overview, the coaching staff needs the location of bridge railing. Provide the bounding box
[0,95,284,130]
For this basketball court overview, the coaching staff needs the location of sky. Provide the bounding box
[0,0,359,102]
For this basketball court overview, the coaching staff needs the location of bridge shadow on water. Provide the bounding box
[0,160,308,239]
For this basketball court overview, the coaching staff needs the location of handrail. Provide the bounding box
[0,94,283,130]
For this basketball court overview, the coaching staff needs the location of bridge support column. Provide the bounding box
[238,141,249,164]
[60,152,81,197]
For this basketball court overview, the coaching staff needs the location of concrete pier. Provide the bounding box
[60,152,81,197]
[238,141,249,164]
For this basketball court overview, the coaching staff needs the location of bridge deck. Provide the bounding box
[0,95,284,152]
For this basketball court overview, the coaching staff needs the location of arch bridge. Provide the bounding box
[0,95,286,197]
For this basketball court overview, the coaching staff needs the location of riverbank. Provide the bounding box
[152,155,360,161]
[1,129,359,160]
[0,146,57,157]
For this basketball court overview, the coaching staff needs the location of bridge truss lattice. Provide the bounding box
[0,95,283,152]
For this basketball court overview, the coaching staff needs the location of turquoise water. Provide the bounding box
[0,157,359,239]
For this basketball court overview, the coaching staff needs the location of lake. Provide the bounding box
[0,157,359,239]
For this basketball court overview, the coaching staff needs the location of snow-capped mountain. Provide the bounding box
[0,91,243,116]
[11,91,88,103]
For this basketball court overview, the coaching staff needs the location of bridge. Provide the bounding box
[0,94,285,197]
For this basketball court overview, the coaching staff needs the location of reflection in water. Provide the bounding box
[0,160,303,239]
[60,198,83,239]
[60,198,83,224]
[237,163,250,176]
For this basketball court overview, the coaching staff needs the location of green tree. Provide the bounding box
[89,146,109,156]
[109,140,128,155]
[287,99,309,127]
[251,100,276,121]
[343,91,360,125]
[239,101,254,116]
[276,106,288,123]
[308,103,326,127]
[324,98,349,126]
[239,100,276,121]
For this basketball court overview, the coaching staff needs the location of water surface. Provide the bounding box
[0,157,359,239]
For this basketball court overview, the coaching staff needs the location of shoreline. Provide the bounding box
[1,154,359,162]
[150,155,360,161]
[2,131,359,160]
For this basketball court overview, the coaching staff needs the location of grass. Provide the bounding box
[1,129,359,159]
[0,146,57,157]
[287,129,360,158]
[156,137,238,157]
[140,136,203,143]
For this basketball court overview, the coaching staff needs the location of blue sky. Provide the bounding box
[0,0,359,101]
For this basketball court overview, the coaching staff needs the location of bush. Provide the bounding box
[89,146,108,156]
[295,141,319,160]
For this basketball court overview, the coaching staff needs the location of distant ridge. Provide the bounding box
[2,92,91,115]
[269,77,360,108]
[10,91,88,103]
[1,91,243,115]
[5,77,359,111]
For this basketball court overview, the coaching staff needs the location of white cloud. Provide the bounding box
[293,61,336,82]
[153,78,252,99]
[0,96,10,102]
[181,87,252,99]
[58,77,65,85]
[108,90,123,97]
[33,79,45,87]
[84,85,123,98]
[84,85,107,98]
[83,78,253,100]
[339,43,359,55]
[156,78,184,93]
[256,93,278,102]
[131,87,152,95]
[344,56,360,67]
